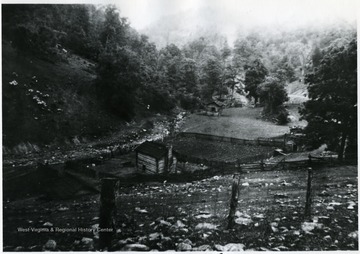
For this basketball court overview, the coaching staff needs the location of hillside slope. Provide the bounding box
[2,40,122,153]
[286,81,308,104]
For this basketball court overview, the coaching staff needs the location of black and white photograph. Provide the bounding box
[2,0,358,251]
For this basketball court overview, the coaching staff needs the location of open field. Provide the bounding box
[172,136,275,162]
[180,106,306,139]
[3,165,357,251]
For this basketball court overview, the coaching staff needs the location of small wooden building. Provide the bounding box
[135,141,174,174]
[285,140,297,152]
[206,101,222,113]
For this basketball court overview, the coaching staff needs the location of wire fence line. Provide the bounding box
[176,132,285,147]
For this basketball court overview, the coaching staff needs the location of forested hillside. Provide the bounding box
[2,4,356,154]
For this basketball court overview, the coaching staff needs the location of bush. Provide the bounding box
[276,106,289,125]
[179,94,200,110]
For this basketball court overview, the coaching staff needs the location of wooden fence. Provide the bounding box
[177,132,285,147]
[173,150,274,170]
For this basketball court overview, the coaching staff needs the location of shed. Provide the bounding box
[135,141,174,174]
[206,101,223,113]
[285,140,297,152]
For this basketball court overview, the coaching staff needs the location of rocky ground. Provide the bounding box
[3,165,357,251]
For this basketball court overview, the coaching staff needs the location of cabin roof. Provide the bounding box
[135,141,168,159]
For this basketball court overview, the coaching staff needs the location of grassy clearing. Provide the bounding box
[180,106,305,140]
[172,136,275,162]
[3,165,357,251]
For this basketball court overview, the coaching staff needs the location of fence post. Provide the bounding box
[260,159,265,171]
[227,174,241,229]
[99,178,118,250]
[304,167,313,219]
[308,154,312,166]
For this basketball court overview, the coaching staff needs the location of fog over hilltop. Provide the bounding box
[115,0,357,48]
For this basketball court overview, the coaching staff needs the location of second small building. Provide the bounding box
[135,141,175,174]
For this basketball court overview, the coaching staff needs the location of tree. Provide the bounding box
[258,77,288,115]
[202,57,223,99]
[311,46,322,68]
[274,56,296,83]
[300,38,357,160]
[244,59,268,104]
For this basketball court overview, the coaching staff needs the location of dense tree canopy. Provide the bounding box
[3,4,356,125]
[300,37,357,160]
[244,60,268,104]
[258,77,288,115]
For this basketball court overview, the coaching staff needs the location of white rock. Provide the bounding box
[121,244,150,251]
[293,230,300,236]
[149,232,162,241]
[176,243,192,251]
[81,237,94,249]
[195,223,218,230]
[175,220,186,228]
[195,213,212,219]
[57,207,69,211]
[301,222,323,234]
[348,231,358,239]
[44,240,56,251]
[235,217,253,226]
[218,243,245,251]
[135,207,148,213]
[242,182,249,186]
[43,222,53,227]
[324,235,332,241]
[195,244,212,251]
[253,213,265,219]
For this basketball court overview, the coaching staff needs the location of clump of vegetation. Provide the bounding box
[300,37,357,160]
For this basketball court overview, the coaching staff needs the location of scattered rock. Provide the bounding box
[270,222,279,232]
[319,190,330,197]
[328,201,341,206]
[195,223,218,230]
[175,220,186,228]
[14,246,24,251]
[57,206,69,211]
[81,237,94,250]
[215,243,245,251]
[92,224,99,239]
[43,222,53,227]
[195,213,212,219]
[176,242,192,251]
[259,247,272,251]
[242,182,249,186]
[235,217,253,226]
[121,244,150,251]
[324,235,332,242]
[253,213,265,219]
[301,222,323,234]
[149,232,162,241]
[348,231,358,239]
[347,201,356,210]
[281,180,292,186]
[293,230,301,236]
[194,244,212,251]
[135,207,149,214]
[43,240,56,251]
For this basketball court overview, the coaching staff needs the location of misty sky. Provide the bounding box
[115,0,357,30]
